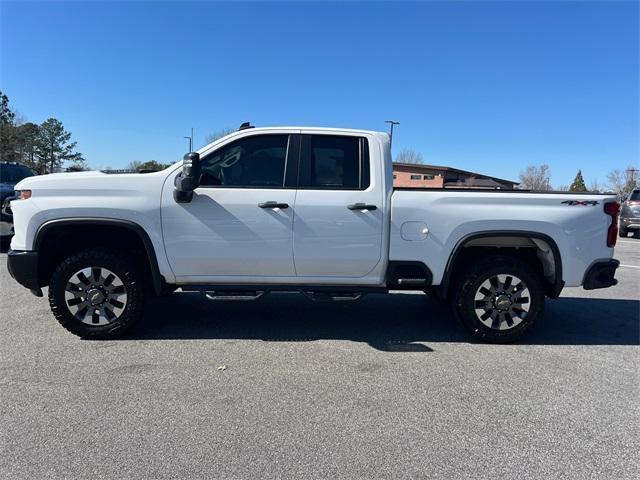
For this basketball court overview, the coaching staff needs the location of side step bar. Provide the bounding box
[303,291,363,302]
[203,290,265,301]
[182,285,384,302]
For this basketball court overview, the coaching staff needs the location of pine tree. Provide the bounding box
[0,91,15,125]
[35,118,85,173]
[569,170,587,192]
[15,122,40,169]
[0,91,19,161]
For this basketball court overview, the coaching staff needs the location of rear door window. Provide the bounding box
[300,135,370,190]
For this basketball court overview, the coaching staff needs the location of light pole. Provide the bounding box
[184,127,193,152]
[384,120,400,149]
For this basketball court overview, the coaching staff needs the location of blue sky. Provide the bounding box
[1,1,638,186]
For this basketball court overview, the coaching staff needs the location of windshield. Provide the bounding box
[0,164,36,184]
[629,190,640,201]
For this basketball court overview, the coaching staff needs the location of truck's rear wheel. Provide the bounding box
[49,248,145,339]
[452,255,544,343]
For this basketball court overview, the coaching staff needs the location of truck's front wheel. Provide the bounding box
[48,248,145,339]
[452,255,545,343]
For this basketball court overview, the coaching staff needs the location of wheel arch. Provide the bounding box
[438,230,564,299]
[34,218,166,295]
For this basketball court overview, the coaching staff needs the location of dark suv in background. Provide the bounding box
[620,188,640,238]
[1,162,37,242]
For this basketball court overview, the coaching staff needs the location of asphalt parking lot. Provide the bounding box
[1,239,638,479]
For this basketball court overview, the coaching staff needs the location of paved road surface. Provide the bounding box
[1,239,638,479]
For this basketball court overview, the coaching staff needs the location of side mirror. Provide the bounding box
[174,152,201,203]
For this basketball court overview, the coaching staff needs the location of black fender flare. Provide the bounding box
[438,230,564,299]
[34,218,166,295]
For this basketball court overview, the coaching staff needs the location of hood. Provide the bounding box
[14,169,177,194]
[15,171,104,190]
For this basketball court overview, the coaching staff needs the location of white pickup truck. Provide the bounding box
[7,124,621,342]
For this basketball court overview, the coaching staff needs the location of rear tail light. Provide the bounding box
[604,201,620,247]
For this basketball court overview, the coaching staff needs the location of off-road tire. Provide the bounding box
[49,248,145,339]
[451,255,545,343]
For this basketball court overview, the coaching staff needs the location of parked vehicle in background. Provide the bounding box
[0,162,36,240]
[619,189,640,238]
[6,124,621,343]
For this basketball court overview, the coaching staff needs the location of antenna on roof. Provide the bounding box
[238,122,254,131]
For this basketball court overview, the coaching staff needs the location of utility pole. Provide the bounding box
[184,127,193,152]
[384,120,400,149]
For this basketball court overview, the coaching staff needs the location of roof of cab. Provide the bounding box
[246,126,387,136]
[197,125,389,155]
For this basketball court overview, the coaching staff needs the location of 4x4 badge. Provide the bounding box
[562,200,599,206]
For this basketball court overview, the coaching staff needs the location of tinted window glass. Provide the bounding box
[199,135,288,188]
[310,136,363,189]
[0,164,35,184]
[630,190,640,201]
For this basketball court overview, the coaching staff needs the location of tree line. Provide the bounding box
[0,91,86,173]
[518,164,638,199]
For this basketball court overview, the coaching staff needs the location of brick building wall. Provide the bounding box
[393,165,444,188]
[392,163,517,189]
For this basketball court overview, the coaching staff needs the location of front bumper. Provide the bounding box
[0,195,15,236]
[0,220,13,237]
[620,217,640,229]
[7,250,42,297]
[583,259,619,290]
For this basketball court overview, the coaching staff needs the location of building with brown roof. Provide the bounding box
[393,163,518,189]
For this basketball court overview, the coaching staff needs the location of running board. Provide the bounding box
[202,290,265,301]
[303,291,363,302]
[181,285,378,302]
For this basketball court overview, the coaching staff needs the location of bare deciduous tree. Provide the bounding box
[126,160,143,171]
[607,167,639,199]
[518,164,552,191]
[204,127,235,146]
[394,149,424,164]
[588,179,603,193]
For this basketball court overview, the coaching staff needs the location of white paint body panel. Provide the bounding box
[390,191,615,286]
[161,186,297,279]
[291,130,389,284]
[11,126,616,290]
[11,170,177,283]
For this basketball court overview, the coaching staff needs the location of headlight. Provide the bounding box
[16,190,32,200]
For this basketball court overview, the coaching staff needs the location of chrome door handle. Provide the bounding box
[258,201,289,209]
[347,203,377,211]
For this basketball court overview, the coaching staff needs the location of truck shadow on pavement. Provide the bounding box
[128,292,640,350]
